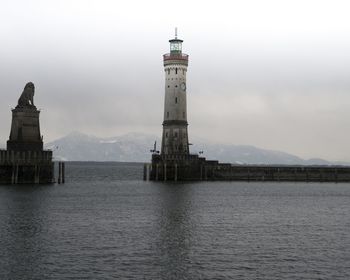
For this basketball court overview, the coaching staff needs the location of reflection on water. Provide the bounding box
[0,162,350,279]
[156,184,196,279]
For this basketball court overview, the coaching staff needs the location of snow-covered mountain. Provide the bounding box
[45,131,159,162]
[190,140,332,165]
[44,131,344,165]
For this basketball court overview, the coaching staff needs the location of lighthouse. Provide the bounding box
[145,31,350,182]
[146,30,201,181]
[161,29,189,156]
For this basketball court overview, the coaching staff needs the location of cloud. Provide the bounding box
[1,0,350,161]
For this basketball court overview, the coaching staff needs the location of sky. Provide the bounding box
[1,0,350,161]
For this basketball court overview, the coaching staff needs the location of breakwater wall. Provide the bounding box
[0,149,54,184]
[145,154,350,182]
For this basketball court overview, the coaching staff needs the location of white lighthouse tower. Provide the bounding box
[161,29,189,156]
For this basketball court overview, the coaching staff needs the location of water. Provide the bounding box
[1,162,350,279]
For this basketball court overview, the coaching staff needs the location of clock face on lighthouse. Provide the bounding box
[180,82,186,91]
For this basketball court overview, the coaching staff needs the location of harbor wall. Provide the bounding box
[0,149,54,184]
[146,154,350,182]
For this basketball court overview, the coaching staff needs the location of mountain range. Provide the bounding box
[43,131,347,165]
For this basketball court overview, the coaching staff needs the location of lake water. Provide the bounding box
[0,162,350,279]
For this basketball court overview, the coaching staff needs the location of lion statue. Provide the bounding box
[17,82,35,107]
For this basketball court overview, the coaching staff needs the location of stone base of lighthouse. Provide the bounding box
[161,121,189,155]
[146,153,208,181]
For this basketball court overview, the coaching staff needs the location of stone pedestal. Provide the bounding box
[0,82,55,184]
[7,106,43,151]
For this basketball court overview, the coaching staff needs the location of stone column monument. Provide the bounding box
[0,82,54,184]
[7,82,43,151]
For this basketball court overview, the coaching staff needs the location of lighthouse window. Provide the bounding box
[175,97,178,103]
[168,69,170,75]
[166,132,168,138]
[175,85,178,88]
[167,112,169,118]
[168,85,170,88]
[175,68,178,74]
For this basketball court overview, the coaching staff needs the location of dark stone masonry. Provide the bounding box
[0,82,54,184]
[145,154,350,182]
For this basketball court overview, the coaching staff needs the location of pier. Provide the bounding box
[145,154,350,182]
[0,150,54,184]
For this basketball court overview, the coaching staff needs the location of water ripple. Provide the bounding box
[0,162,350,279]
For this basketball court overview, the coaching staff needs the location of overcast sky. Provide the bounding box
[1,0,350,161]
